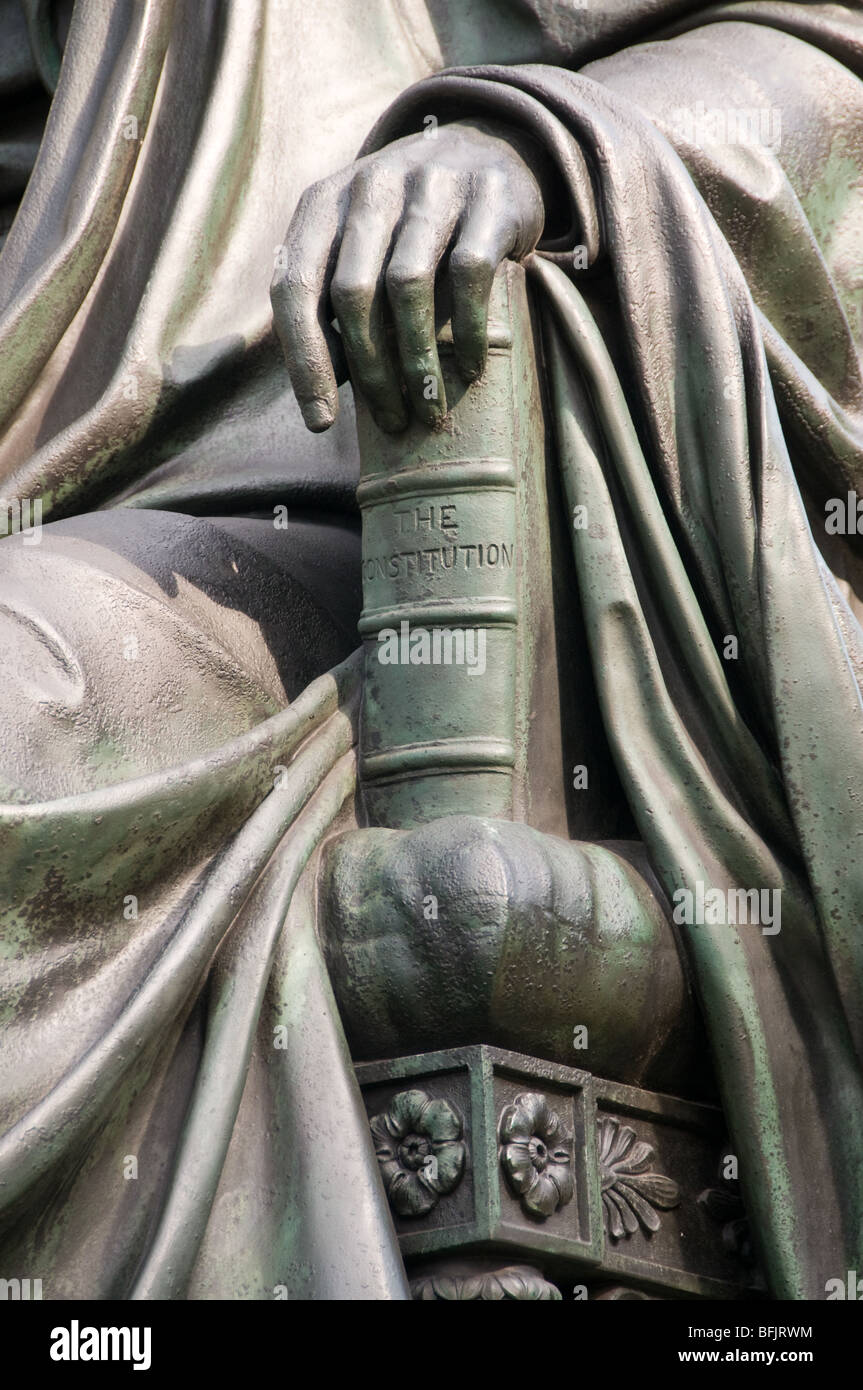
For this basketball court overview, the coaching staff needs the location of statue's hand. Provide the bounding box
[270,123,544,434]
[320,816,704,1093]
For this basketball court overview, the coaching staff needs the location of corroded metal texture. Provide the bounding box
[0,1,862,1304]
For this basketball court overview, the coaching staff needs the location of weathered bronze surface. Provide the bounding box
[0,0,862,1304]
[357,1046,764,1299]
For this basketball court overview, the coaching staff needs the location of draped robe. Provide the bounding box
[0,0,861,1299]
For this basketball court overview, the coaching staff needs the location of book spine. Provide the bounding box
[355,266,523,828]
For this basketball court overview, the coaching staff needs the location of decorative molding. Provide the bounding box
[370,1088,466,1218]
[498,1091,574,1219]
[412,1265,562,1301]
[598,1115,680,1239]
[358,1047,762,1297]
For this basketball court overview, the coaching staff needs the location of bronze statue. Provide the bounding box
[0,0,861,1301]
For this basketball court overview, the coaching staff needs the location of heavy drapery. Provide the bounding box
[0,1,861,1298]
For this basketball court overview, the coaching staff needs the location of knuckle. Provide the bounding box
[349,166,377,201]
[477,164,510,201]
[350,163,399,206]
[385,258,430,303]
[449,245,495,289]
[270,267,309,306]
[330,273,375,318]
[295,178,327,212]
[409,817,511,920]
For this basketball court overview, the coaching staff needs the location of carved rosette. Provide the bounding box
[370,1088,466,1218]
[598,1116,680,1239]
[411,1265,562,1301]
[498,1091,574,1219]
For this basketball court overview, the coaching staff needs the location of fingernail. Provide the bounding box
[303,397,335,431]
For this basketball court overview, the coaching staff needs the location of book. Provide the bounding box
[355,260,567,832]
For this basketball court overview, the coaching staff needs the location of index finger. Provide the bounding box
[270,179,348,432]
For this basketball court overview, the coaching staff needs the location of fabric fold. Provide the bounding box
[362,28,863,1295]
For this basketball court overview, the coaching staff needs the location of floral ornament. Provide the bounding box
[498,1091,574,1219]
[411,1266,562,1301]
[370,1089,466,1218]
[598,1116,680,1240]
